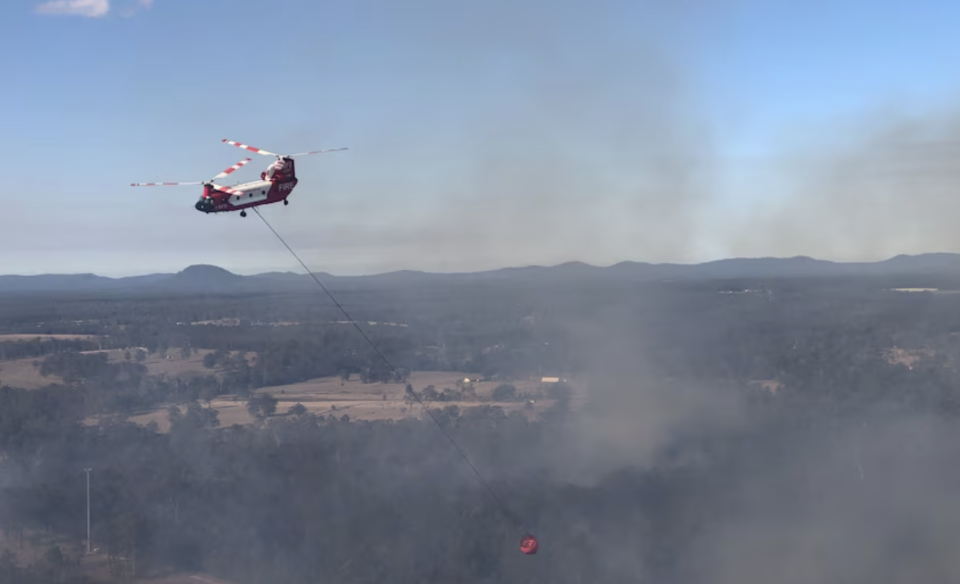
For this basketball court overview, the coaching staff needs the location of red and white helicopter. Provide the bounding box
[131,139,347,217]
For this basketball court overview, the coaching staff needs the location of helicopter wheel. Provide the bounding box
[283,199,289,206]
[240,210,247,218]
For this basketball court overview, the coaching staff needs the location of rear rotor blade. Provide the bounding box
[287,147,348,157]
[212,158,252,180]
[222,139,278,157]
[131,181,203,187]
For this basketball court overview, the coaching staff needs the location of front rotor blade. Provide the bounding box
[222,139,278,157]
[212,158,252,180]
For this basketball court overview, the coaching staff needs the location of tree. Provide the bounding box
[199,383,220,407]
[288,403,308,417]
[202,352,218,369]
[546,382,573,402]
[492,384,517,402]
[0,549,18,584]
[170,402,219,433]
[166,405,182,427]
[247,393,278,420]
[421,385,439,401]
[37,545,65,583]
[103,512,139,582]
[434,405,460,428]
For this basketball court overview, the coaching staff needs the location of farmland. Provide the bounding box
[126,370,571,431]
[0,347,574,429]
[5,260,960,583]
[0,348,228,389]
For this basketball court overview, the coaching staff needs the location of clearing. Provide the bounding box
[128,371,575,431]
[0,348,253,389]
[0,347,578,429]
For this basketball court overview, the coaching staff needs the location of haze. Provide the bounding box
[3,0,960,276]
[6,2,960,582]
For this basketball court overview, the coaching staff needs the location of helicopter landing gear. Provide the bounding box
[283,199,289,206]
[240,210,247,218]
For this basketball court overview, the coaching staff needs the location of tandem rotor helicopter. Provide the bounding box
[130,137,543,557]
[131,139,348,217]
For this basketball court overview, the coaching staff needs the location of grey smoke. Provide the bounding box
[279,0,732,274]
[533,308,747,486]
[680,408,960,584]
[724,105,960,261]
[279,1,960,275]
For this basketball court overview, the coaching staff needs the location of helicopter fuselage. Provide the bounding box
[195,159,298,215]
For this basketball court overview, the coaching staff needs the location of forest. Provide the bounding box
[3,268,960,582]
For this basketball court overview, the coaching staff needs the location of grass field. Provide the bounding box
[0,357,57,389]
[0,348,240,389]
[128,371,568,431]
[112,348,256,379]
[1,347,577,429]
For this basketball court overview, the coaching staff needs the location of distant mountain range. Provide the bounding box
[3,254,960,295]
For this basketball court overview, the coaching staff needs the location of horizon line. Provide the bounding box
[1,252,956,279]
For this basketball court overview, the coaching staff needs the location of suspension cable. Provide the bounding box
[252,206,528,534]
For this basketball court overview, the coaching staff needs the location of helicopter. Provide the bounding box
[131,139,347,217]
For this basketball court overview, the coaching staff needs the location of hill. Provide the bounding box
[2,253,960,295]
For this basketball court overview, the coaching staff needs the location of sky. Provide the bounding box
[3,0,960,276]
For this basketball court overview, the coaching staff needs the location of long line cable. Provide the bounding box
[252,207,528,535]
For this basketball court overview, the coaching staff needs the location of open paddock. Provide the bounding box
[117,349,256,379]
[126,395,556,432]
[1,348,256,389]
[0,357,61,389]
[121,372,578,431]
[267,370,555,401]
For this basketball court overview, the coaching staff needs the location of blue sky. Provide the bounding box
[3,0,960,276]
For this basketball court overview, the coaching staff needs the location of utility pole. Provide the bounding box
[83,467,92,554]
